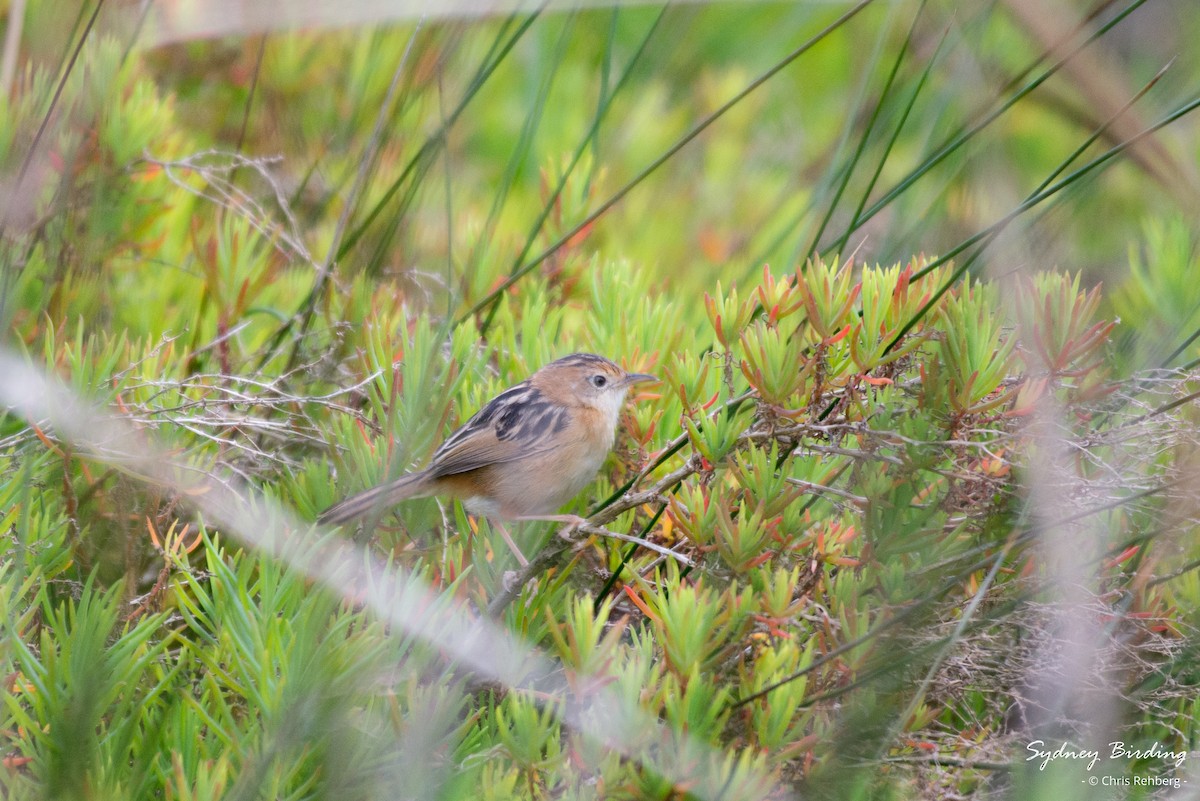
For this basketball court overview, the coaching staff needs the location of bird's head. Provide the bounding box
[534,353,657,420]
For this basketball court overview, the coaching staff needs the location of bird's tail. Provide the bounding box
[317,471,434,525]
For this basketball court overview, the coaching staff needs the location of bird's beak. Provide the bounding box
[622,372,659,387]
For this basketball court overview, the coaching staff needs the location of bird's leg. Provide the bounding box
[512,514,587,527]
[489,518,530,567]
[511,513,587,542]
[490,516,586,563]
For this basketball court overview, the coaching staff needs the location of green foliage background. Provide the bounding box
[3,1,1200,799]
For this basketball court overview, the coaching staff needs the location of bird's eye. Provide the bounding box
[590,374,608,388]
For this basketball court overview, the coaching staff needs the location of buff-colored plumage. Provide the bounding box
[318,354,656,562]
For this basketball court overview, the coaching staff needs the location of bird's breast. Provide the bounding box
[486,405,617,517]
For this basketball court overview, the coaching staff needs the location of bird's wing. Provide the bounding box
[427,381,570,477]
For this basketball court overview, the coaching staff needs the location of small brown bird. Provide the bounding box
[319,353,657,564]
